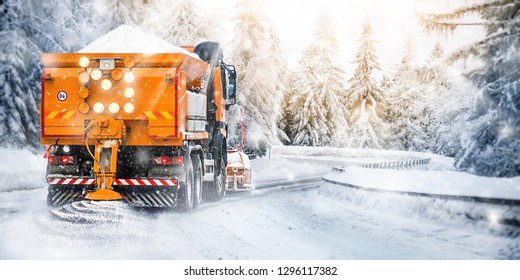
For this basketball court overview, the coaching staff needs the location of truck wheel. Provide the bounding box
[205,155,226,202]
[191,154,203,208]
[177,159,194,212]
[215,156,226,200]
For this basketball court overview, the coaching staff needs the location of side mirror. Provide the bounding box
[228,72,236,104]
[222,63,237,109]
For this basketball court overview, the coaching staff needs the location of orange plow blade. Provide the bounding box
[85,189,123,201]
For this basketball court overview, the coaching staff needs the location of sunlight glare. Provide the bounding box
[487,211,500,225]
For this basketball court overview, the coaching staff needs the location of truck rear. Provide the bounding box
[41,42,236,211]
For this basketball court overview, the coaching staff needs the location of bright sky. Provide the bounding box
[198,0,485,78]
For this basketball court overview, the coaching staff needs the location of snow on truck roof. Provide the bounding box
[78,25,200,59]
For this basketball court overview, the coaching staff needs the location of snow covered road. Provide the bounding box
[0,150,518,259]
[1,175,518,259]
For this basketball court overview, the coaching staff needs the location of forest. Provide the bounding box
[0,0,518,177]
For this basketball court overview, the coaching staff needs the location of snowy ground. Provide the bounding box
[0,147,519,259]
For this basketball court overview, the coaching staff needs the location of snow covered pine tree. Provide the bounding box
[267,26,291,144]
[417,43,475,157]
[140,0,215,46]
[229,0,283,156]
[421,0,520,177]
[0,0,106,150]
[384,37,430,151]
[346,18,384,149]
[290,13,349,147]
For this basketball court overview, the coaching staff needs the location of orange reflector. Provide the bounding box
[85,189,123,201]
[78,86,89,98]
[111,69,123,81]
[78,102,90,114]
[124,56,135,68]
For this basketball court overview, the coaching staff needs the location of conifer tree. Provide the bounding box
[427,42,444,64]
[416,43,476,158]
[268,26,290,144]
[421,0,520,177]
[398,36,416,73]
[384,37,428,151]
[290,14,348,147]
[346,18,384,149]
[228,0,282,156]
[141,0,209,46]
[105,0,149,29]
[281,72,298,144]
[0,1,39,149]
[0,0,106,150]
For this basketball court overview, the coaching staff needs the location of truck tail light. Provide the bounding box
[152,156,183,166]
[48,156,77,165]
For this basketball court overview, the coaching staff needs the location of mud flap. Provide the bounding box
[47,185,95,207]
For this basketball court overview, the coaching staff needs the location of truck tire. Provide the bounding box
[215,155,226,200]
[191,154,203,208]
[204,154,226,202]
[177,158,194,212]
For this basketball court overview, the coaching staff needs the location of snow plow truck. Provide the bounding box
[40,42,237,211]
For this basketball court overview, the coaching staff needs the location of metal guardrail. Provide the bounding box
[332,158,431,173]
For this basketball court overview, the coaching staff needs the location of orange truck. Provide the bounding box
[40,42,236,211]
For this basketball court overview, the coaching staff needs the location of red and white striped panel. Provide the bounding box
[48,178,95,185]
[113,179,178,187]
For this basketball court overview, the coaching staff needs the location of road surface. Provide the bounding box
[0,167,518,259]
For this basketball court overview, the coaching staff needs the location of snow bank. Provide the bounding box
[252,157,330,183]
[324,166,520,201]
[78,25,199,59]
[0,148,47,192]
[317,183,520,241]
